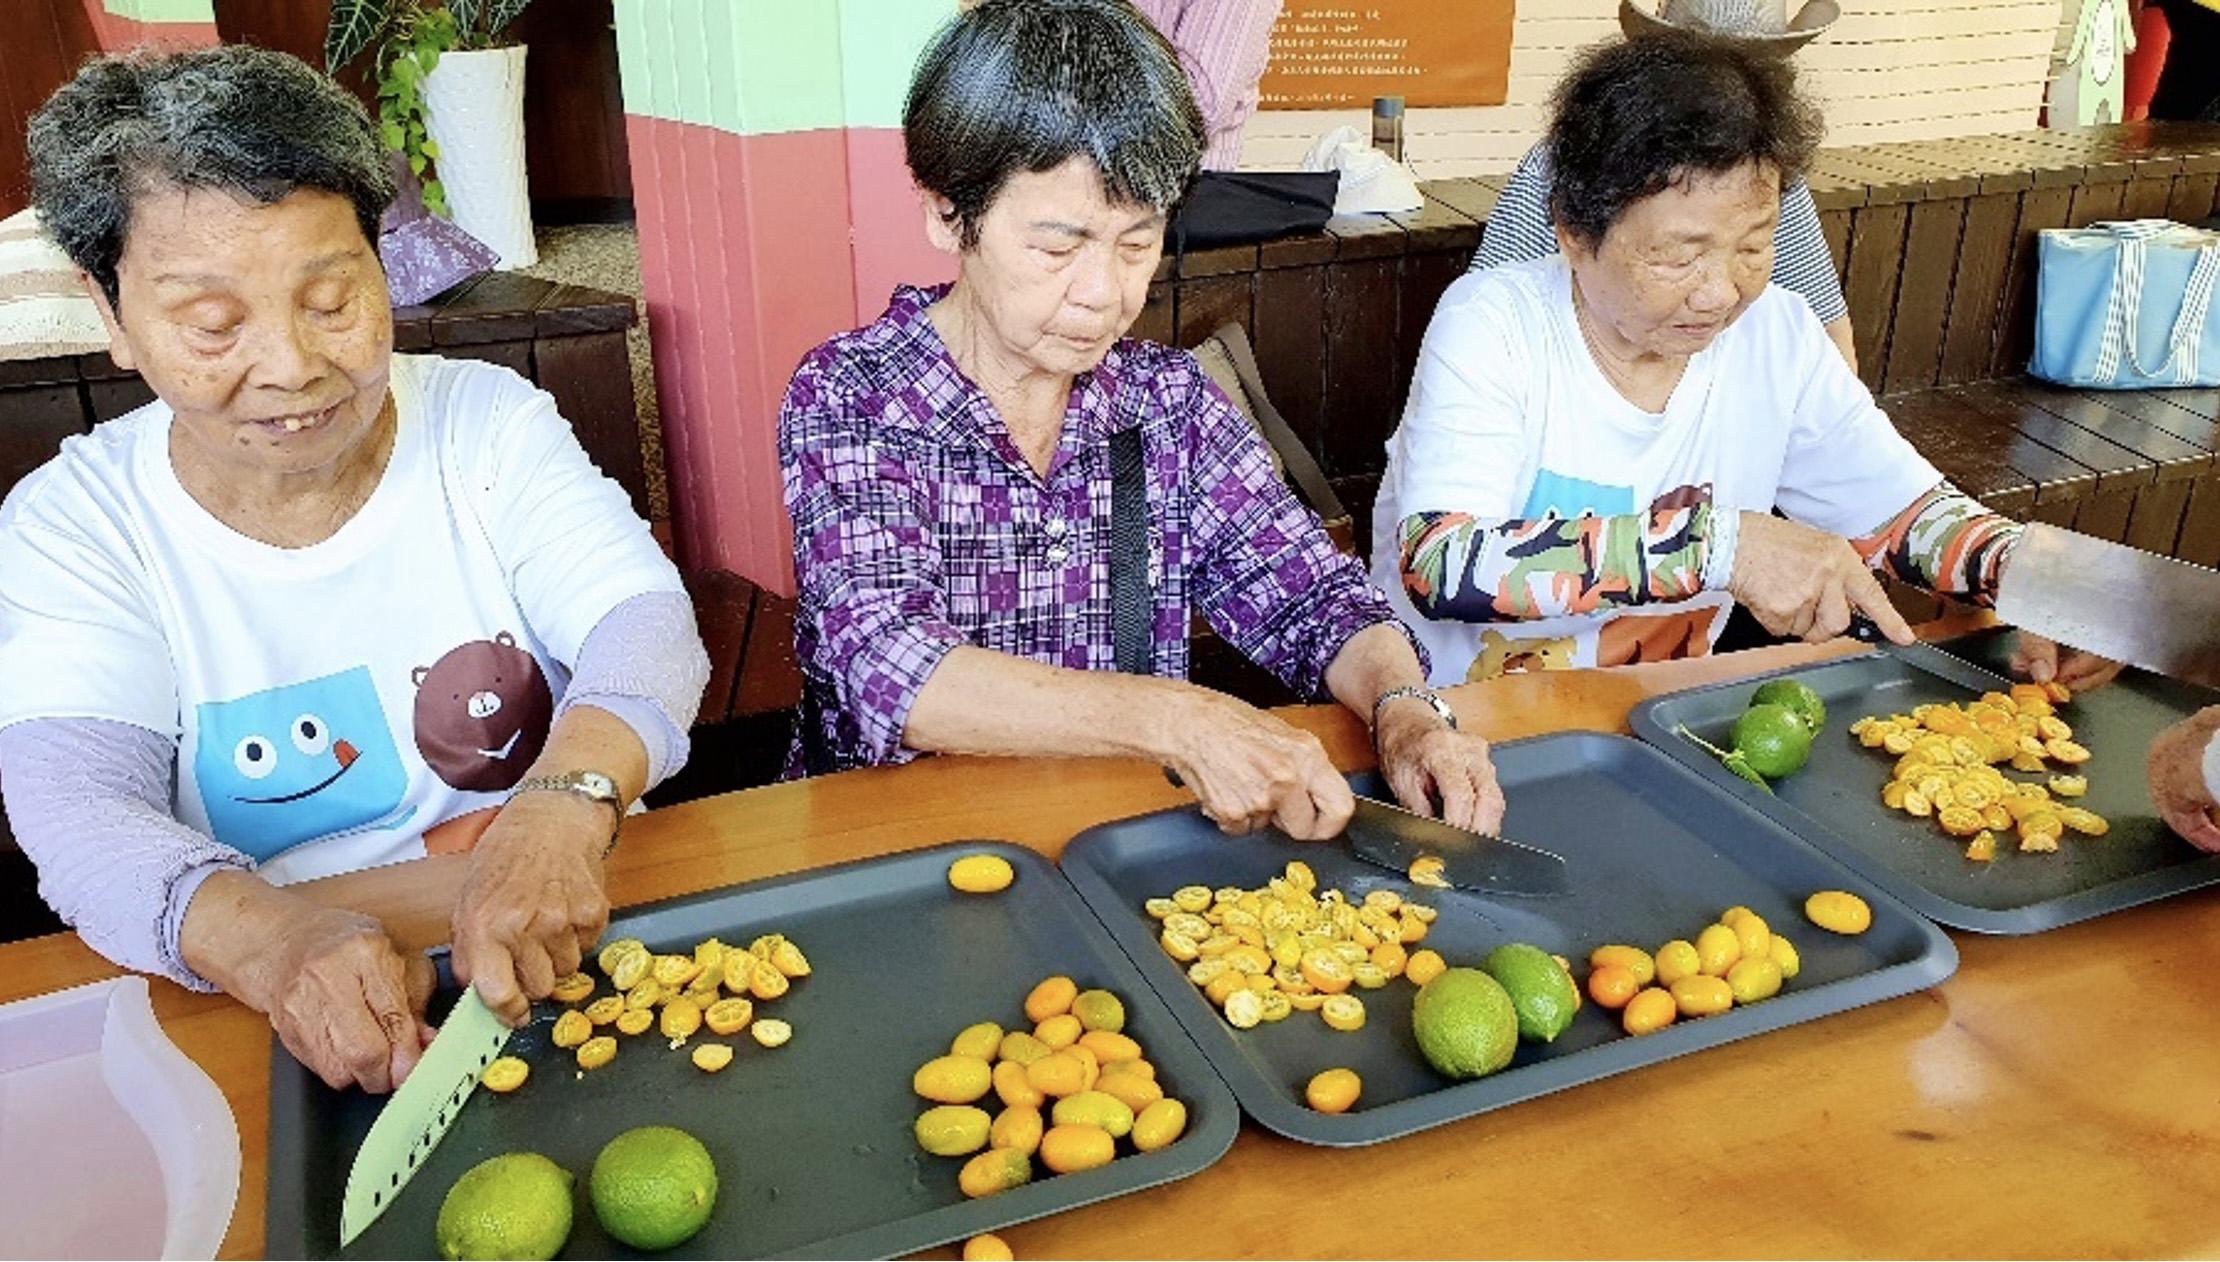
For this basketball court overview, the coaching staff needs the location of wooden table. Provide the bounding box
[11,628,2220,1259]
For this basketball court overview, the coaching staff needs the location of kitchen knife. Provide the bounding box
[1992,522,2220,688]
[1341,794,1573,898]
[339,986,511,1247]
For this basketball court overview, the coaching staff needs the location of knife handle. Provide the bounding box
[1848,612,1885,644]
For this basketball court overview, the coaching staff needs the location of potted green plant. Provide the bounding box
[327,0,539,268]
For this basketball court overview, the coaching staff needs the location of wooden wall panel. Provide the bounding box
[0,2,104,215]
[1843,202,1910,396]
[1320,257,1402,480]
[1935,192,2019,387]
[1173,273,1256,351]
[1881,197,1966,395]
[1250,267,1329,458]
[213,0,633,220]
[2170,173,2220,224]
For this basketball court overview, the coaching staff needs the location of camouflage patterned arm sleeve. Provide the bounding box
[1398,491,1719,622]
[1851,482,2022,606]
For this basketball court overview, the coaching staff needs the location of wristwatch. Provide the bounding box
[1372,685,1458,734]
[509,769,624,855]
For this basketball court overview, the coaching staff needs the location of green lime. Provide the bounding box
[1732,703,1815,780]
[435,1152,574,1262]
[1411,967,1519,1079]
[590,1125,718,1251]
[1479,942,1578,1044]
[1750,678,1826,733]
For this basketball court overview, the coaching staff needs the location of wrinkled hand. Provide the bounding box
[2009,630,2125,694]
[1164,689,1355,840]
[450,793,614,1026]
[1374,701,1506,833]
[2149,706,2220,852]
[262,906,434,1093]
[1728,512,1914,645]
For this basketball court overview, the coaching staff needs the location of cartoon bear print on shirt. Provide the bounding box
[192,665,413,861]
[412,631,553,792]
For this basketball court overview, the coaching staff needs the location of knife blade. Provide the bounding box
[1342,794,1572,898]
[340,986,512,1247]
[1994,522,2220,688]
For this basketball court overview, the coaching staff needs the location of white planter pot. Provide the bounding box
[421,44,537,270]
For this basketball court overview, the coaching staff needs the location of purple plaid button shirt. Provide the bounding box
[779,285,1411,773]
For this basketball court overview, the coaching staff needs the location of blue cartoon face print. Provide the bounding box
[192,666,412,861]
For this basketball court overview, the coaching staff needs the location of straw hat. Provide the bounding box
[1618,0,1841,55]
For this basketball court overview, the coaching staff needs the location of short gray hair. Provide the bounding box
[905,0,1204,248]
[28,44,394,310]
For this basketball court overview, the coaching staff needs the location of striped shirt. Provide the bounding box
[779,284,1402,773]
[1131,0,1285,170]
[1471,144,1850,327]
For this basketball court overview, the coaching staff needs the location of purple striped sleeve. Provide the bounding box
[780,352,971,766]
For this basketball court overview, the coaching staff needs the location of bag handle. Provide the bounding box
[2087,220,2220,385]
[1109,424,1151,675]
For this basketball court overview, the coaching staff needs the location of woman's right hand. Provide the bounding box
[257,904,437,1092]
[1161,688,1356,840]
[184,870,436,1093]
[1728,511,1915,644]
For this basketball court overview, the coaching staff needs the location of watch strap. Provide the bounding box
[1372,685,1458,733]
[508,770,623,856]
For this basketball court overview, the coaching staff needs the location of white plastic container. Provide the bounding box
[0,976,239,1259]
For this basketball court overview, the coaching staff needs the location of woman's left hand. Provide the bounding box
[2009,630,2125,694]
[449,793,614,1026]
[1374,704,1507,834]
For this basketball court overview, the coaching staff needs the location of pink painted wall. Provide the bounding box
[630,116,887,590]
[843,127,955,331]
[631,114,954,595]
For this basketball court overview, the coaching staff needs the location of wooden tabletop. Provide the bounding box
[12,625,2220,1259]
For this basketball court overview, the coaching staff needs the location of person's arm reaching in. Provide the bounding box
[2148,707,2220,851]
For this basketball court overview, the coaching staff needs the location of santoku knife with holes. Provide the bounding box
[339,986,511,1247]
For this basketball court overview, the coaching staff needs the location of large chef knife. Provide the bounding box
[339,986,512,1247]
[1341,794,1573,898]
[1993,522,2220,688]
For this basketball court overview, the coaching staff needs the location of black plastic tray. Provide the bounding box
[1058,731,1955,1147]
[1627,627,2220,933]
[265,842,1238,1259]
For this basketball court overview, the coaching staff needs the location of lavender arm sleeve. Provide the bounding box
[553,589,711,791]
[0,717,245,991]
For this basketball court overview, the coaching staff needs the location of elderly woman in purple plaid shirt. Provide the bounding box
[778,0,1504,841]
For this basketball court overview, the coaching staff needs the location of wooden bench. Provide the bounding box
[1809,123,2220,617]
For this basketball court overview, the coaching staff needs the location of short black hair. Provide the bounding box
[1546,33,1823,248]
[904,0,1204,248]
[28,44,393,310]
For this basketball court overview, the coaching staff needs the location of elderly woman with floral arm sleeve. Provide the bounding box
[779,0,1503,840]
[1370,34,2120,694]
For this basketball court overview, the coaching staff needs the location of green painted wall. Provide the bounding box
[615,0,957,135]
[105,0,216,21]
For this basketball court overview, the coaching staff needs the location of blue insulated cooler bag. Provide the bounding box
[2029,219,2220,388]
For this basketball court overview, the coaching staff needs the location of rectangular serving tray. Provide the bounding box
[1058,731,1955,1147]
[265,842,1238,1259]
[1627,627,2220,933]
